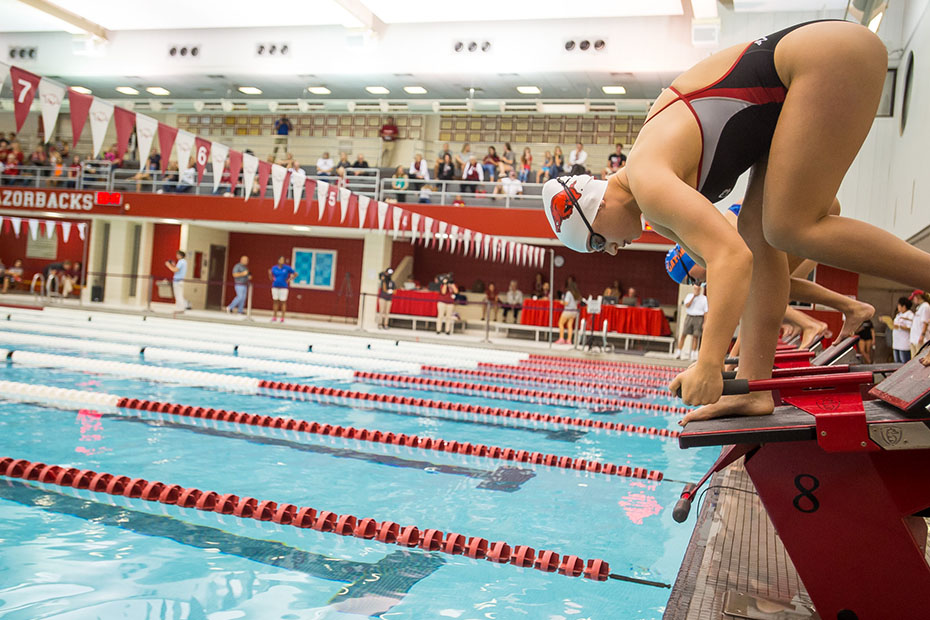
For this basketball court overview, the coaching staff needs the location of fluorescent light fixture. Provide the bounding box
[146,86,170,96]
[307,86,331,95]
[238,86,262,95]
[403,86,427,94]
[365,86,390,95]
[115,86,139,95]
[70,86,92,94]
[516,86,541,94]
[541,103,587,114]
[292,225,311,231]
[602,85,627,95]
[868,11,883,32]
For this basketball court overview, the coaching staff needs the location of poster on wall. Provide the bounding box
[26,231,57,259]
[291,248,337,291]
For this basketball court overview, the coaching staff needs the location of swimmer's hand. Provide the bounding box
[669,362,723,406]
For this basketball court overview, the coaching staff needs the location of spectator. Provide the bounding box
[483,282,500,322]
[492,169,523,200]
[461,155,483,196]
[532,272,546,298]
[376,267,396,329]
[165,251,188,315]
[436,153,456,185]
[276,151,295,168]
[603,280,621,300]
[676,284,708,360]
[103,144,122,168]
[482,146,500,182]
[893,297,914,363]
[391,166,409,202]
[621,287,639,306]
[273,114,293,156]
[159,162,179,193]
[607,143,627,169]
[172,159,197,193]
[316,152,334,176]
[213,159,233,195]
[268,256,297,323]
[10,142,24,164]
[451,195,465,207]
[436,274,458,335]
[1,259,24,293]
[0,138,9,162]
[335,152,352,177]
[226,255,250,315]
[48,148,64,187]
[568,143,588,169]
[409,153,430,190]
[379,116,399,166]
[536,151,553,183]
[65,261,82,296]
[66,155,81,188]
[518,147,532,183]
[130,148,161,192]
[43,259,72,296]
[59,140,71,160]
[556,278,581,345]
[434,143,453,176]
[498,143,516,177]
[909,290,930,358]
[454,143,472,174]
[29,146,48,168]
[350,153,370,176]
[856,318,875,363]
[550,146,565,179]
[2,153,20,185]
[418,184,434,204]
[502,280,524,323]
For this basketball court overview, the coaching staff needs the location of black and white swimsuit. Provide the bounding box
[645,21,830,203]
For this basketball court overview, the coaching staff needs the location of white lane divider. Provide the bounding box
[0,379,120,408]
[0,330,143,357]
[234,345,420,374]
[3,320,236,354]
[142,347,353,379]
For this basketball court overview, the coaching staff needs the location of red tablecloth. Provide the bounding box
[387,290,439,316]
[520,298,671,336]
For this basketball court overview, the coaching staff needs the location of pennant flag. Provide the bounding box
[463,229,472,256]
[61,221,72,243]
[228,149,243,195]
[303,177,316,217]
[491,237,499,262]
[400,210,411,233]
[157,123,178,173]
[112,106,136,161]
[357,194,371,229]
[193,137,211,184]
[10,67,40,131]
[27,219,39,240]
[474,232,483,258]
[77,222,86,241]
[10,217,21,238]
[88,97,114,158]
[291,170,305,213]
[256,160,272,199]
[175,130,195,175]
[343,191,360,226]
[449,225,459,253]
[424,217,435,246]
[392,207,403,239]
[44,220,56,238]
[316,181,329,220]
[135,114,158,171]
[68,88,93,146]
[324,184,339,224]
[210,141,230,192]
[437,221,448,251]
[0,62,9,92]
[279,169,292,209]
[377,202,389,231]
[271,164,288,209]
[38,78,65,143]
[242,152,259,200]
[410,212,421,243]
[383,202,395,232]
[0,217,8,236]
[339,187,352,223]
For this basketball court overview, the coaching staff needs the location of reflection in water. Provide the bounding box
[75,409,111,456]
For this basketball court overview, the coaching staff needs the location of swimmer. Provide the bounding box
[541,20,930,423]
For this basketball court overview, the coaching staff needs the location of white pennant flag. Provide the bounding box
[339,188,352,222]
[483,234,491,260]
[291,170,305,213]
[377,201,389,231]
[38,78,66,143]
[210,141,230,191]
[27,219,39,240]
[77,222,86,240]
[270,164,287,209]
[358,194,371,229]
[462,229,472,256]
[136,114,159,170]
[0,62,9,93]
[242,153,259,201]
[523,244,529,266]
[423,217,434,243]
[61,221,72,243]
[474,232,483,258]
[449,226,459,253]
[44,220,56,238]
[492,238,499,262]
[409,212,421,242]
[392,207,402,239]
[88,98,114,158]
[437,221,448,251]
[316,181,329,220]
[10,216,21,238]
[174,130,195,175]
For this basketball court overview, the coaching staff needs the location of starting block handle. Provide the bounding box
[678,372,874,398]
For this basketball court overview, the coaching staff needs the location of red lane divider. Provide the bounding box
[421,365,670,398]
[478,363,674,389]
[517,359,679,379]
[114,397,669,480]
[0,456,611,581]
[528,354,680,374]
[250,378,687,428]
[353,371,680,415]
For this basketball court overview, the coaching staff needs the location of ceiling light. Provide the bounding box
[403,86,427,94]
[71,86,92,95]
[366,86,390,95]
[116,86,139,95]
[307,86,331,95]
[238,86,262,95]
[146,86,170,96]
[516,86,541,94]
[602,85,626,95]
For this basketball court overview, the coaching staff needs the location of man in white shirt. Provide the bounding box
[461,155,483,196]
[165,250,188,315]
[493,170,523,199]
[568,142,588,169]
[316,152,334,176]
[409,153,430,190]
[909,289,930,357]
[676,284,708,359]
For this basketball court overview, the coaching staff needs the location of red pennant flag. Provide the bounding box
[278,170,291,209]
[113,107,136,161]
[363,196,380,229]
[10,67,40,131]
[304,178,317,219]
[157,123,178,173]
[227,149,242,194]
[383,204,395,231]
[256,160,272,199]
[193,137,211,184]
[1,217,10,235]
[324,184,340,224]
[429,219,440,247]
[67,88,93,146]
[344,193,360,227]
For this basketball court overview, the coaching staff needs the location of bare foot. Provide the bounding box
[680,391,774,425]
[780,323,799,342]
[839,300,875,340]
[921,349,930,367]
[799,320,831,350]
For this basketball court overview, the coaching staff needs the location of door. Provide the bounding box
[206,244,227,309]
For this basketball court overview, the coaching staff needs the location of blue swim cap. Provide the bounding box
[665,245,696,284]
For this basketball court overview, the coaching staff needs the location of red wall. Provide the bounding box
[226,233,363,317]
[814,264,859,297]
[150,223,181,302]
[0,216,88,280]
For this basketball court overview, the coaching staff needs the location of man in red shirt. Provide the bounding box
[379,117,399,167]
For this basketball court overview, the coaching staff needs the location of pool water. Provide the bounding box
[0,310,715,620]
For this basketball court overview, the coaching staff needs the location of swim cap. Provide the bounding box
[665,245,696,284]
[541,175,609,253]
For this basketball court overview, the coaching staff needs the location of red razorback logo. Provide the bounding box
[550,186,581,233]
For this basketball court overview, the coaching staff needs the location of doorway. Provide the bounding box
[206,244,227,309]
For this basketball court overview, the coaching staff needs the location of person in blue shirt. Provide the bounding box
[273,115,293,157]
[268,256,297,323]
[165,250,187,315]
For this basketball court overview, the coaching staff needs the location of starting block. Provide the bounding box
[676,355,930,619]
